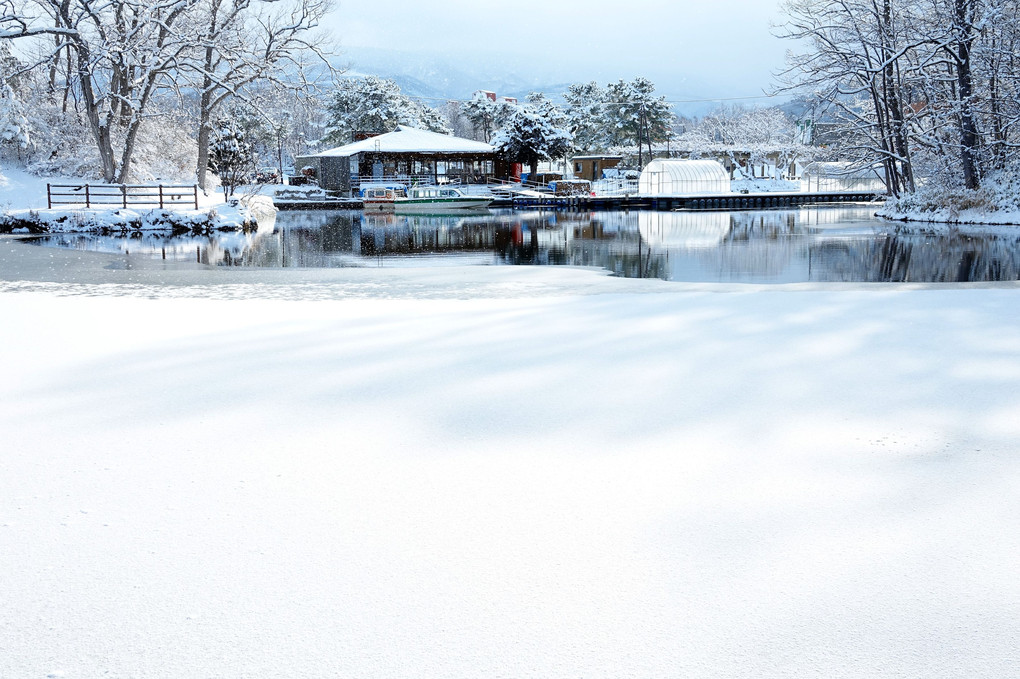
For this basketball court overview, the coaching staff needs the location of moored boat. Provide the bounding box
[394,186,493,212]
[363,187,401,212]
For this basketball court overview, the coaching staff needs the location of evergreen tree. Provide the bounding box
[604,78,672,166]
[0,83,31,153]
[563,81,609,153]
[209,121,256,201]
[492,106,572,178]
[324,76,451,146]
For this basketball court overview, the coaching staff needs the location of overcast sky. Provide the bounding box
[324,0,790,102]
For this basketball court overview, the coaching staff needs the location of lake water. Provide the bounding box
[25,206,1020,283]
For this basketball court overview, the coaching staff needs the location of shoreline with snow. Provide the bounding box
[0,167,273,234]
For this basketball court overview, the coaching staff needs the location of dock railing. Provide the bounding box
[47,183,199,210]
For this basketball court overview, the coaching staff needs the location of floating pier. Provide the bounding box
[273,192,883,212]
[502,191,884,210]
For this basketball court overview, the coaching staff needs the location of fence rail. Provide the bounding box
[47,183,199,210]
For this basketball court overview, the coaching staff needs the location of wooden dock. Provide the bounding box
[272,192,883,212]
[501,191,884,210]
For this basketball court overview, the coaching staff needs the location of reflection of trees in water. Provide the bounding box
[32,207,1020,282]
[814,233,1020,282]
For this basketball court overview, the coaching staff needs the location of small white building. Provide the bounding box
[639,159,731,196]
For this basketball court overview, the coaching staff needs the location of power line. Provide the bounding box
[398,92,785,106]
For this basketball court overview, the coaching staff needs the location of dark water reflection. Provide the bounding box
[25,207,1020,283]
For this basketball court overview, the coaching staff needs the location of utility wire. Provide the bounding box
[398,92,784,106]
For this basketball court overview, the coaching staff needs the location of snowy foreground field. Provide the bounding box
[2,235,1020,678]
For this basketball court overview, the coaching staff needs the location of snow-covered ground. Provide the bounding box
[878,171,1020,226]
[3,167,1020,677]
[2,230,1020,678]
[0,166,264,232]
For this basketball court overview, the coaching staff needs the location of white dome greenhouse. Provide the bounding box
[638,159,731,196]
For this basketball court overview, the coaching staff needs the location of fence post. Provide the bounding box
[85,184,90,208]
[121,184,127,208]
[193,185,198,210]
[47,184,52,210]
[159,185,164,209]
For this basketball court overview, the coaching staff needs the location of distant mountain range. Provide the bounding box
[333,46,779,116]
[335,46,571,103]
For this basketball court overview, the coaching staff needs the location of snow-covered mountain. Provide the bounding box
[336,47,567,102]
[333,46,759,116]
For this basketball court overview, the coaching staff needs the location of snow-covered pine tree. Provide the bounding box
[0,83,31,154]
[604,78,672,167]
[564,81,610,154]
[491,106,572,179]
[209,121,256,201]
[323,76,450,145]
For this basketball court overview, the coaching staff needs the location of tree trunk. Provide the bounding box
[76,48,117,182]
[196,71,215,190]
[954,0,980,190]
[195,1,220,192]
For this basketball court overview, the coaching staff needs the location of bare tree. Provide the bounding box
[778,0,1020,194]
[182,0,336,190]
[3,0,199,182]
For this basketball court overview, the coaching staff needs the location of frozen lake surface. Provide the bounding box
[24,206,1020,283]
[3,225,1020,678]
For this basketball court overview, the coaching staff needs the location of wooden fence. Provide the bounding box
[47,183,199,210]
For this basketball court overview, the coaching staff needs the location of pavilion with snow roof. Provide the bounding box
[296,126,508,195]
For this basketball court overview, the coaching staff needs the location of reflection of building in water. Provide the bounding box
[357,212,499,256]
[638,211,731,247]
[796,206,878,228]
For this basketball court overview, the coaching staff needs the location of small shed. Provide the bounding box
[639,159,731,196]
[571,155,623,182]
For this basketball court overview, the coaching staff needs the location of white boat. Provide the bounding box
[363,187,400,212]
[394,186,493,212]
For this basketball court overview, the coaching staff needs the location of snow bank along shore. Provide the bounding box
[2,233,1020,678]
[878,171,1020,226]
[0,168,271,233]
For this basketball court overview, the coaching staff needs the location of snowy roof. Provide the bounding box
[316,126,496,157]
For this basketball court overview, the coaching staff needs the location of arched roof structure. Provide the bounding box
[639,159,731,196]
[800,162,886,192]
